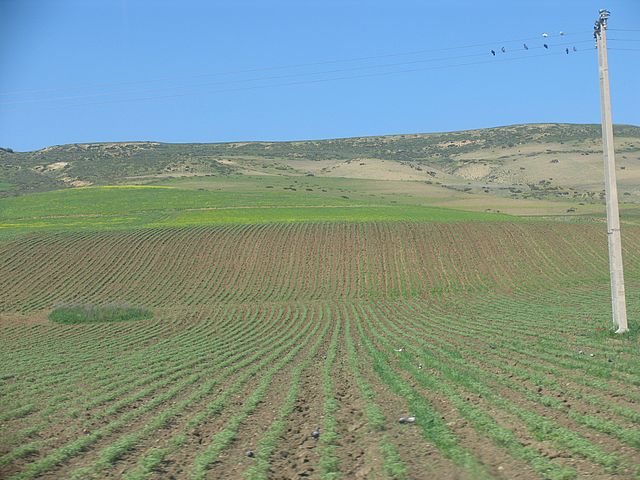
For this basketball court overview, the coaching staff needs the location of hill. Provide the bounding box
[2,123,639,204]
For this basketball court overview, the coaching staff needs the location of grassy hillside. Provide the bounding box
[2,123,639,204]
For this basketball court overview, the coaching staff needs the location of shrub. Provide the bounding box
[49,303,153,324]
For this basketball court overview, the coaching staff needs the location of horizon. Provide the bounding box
[6,121,640,154]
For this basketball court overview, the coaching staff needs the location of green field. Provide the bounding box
[1,131,640,479]
[0,179,521,240]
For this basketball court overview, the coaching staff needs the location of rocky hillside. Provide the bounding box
[1,123,639,201]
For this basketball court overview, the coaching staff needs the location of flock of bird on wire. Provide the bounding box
[490,32,577,56]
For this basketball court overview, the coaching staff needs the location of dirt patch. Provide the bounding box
[454,163,492,181]
[330,342,384,478]
[0,312,50,326]
[267,364,327,478]
[45,161,69,171]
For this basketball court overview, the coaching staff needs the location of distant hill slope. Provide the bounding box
[1,123,639,201]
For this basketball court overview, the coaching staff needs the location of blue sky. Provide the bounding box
[1,0,638,151]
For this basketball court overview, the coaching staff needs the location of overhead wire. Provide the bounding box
[0,39,596,107]
[0,34,597,109]
[5,29,637,112]
[606,37,640,51]
[0,30,592,100]
[19,49,593,111]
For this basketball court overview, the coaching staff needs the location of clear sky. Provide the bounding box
[1,0,638,151]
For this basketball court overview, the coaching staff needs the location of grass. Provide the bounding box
[48,303,153,324]
[379,437,408,480]
[0,182,518,240]
[158,204,507,226]
[4,169,636,242]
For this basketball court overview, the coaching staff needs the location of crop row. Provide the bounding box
[354,297,640,479]
[2,222,639,311]
[2,292,640,478]
[1,305,255,421]
[1,303,317,478]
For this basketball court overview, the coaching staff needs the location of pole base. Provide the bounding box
[614,327,629,334]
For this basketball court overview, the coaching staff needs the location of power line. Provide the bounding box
[0,51,494,106]
[15,50,592,111]
[0,39,595,107]
[0,31,592,99]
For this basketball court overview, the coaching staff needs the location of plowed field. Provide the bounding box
[1,222,639,479]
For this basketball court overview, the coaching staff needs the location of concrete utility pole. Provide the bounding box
[594,9,628,334]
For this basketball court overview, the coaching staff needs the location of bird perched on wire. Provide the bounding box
[501,47,506,53]
[491,50,496,56]
[523,43,529,50]
[573,46,577,52]
[542,32,549,37]
[566,48,569,54]
[544,44,549,49]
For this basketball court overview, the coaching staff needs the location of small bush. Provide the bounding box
[49,303,153,324]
